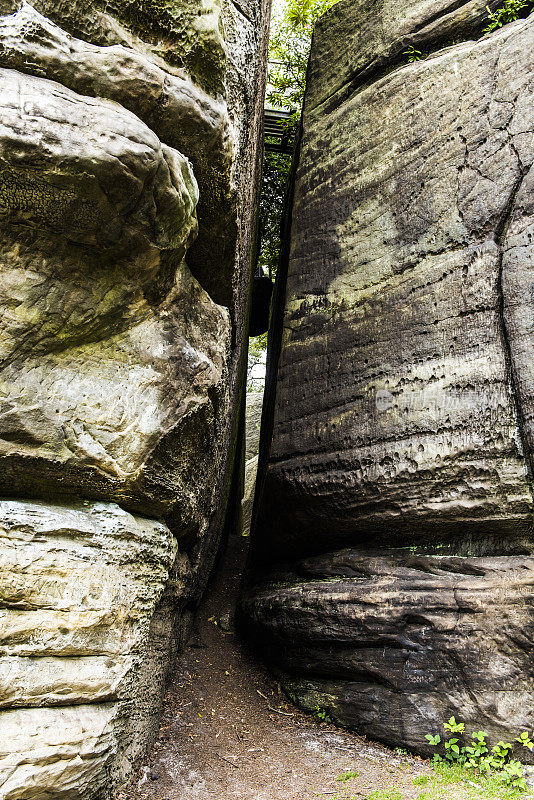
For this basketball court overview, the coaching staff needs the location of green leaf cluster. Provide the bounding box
[267,0,340,119]
[425,718,534,792]
[483,0,533,33]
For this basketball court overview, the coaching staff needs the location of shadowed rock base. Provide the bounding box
[243,549,534,752]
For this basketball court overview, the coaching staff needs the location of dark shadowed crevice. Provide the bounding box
[494,165,534,490]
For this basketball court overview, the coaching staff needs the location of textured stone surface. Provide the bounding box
[0,3,233,304]
[306,0,504,114]
[246,4,534,753]
[257,14,534,560]
[242,454,259,537]
[0,64,231,528]
[0,499,184,799]
[245,392,264,463]
[0,0,270,796]
[243,549,534,752]
[242,392,263,535]
[0,0,263,306]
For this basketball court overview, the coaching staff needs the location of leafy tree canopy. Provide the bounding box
[258,0,340,281]
[267,0,340,127]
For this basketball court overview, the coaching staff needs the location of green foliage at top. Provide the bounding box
[257,0,341,287]
[425,717,534,793]
[483,0,533,33]
[257,150,291,279]
[267,0,341,126]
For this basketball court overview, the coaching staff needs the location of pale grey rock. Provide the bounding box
[245,392,264,462]
[0,0,270,797]
[0,499,183,799]
[0,705,118,800]
[242,454,259,536]
[0,67,231,529]
[0,3,235,305]
[242,392,263,535]
[0,0,263,307]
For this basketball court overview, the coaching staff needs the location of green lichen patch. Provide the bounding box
[99,0,227,95]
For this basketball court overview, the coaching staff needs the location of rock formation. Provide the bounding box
[244,1,534,754]
[242,391,264,535]
[0,1,269,797]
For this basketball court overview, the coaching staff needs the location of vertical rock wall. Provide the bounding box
[0,1,270,797]
[244,2,534,753]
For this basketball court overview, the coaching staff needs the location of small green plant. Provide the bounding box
[517,732,534,751]
[425,717,534,792]
[367,789,403,800]
[412,775,429,786]
[314,705,332,723]
[483,0,533,34]
[337,769,359,782]
[444,716,465,734]
[404,45,423,61]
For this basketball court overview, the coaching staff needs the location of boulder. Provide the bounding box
[0,2,235,305]
[243,549,534,751]
[246,1,534,752]
[0,499,184,799]
[256,12,534,559]
[0,66,231,532]
[245,392,264,463]
[242,392,263,535]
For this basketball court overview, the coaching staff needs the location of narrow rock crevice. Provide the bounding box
[494,162,533,486]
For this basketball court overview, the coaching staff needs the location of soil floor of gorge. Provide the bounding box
[115,534,502,800]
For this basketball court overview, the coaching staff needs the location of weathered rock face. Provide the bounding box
[243,549,534,752]
[0,500,185,799]
[245,2,534,753]
[0,0,269,797]
[242,391,263,535]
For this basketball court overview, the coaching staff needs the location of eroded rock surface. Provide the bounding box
[0,500,183,799]
[243,549,534,752]
[246,2,534,753]
[242,391,263,535]
[0,0,269,796]
[257,11,534,557]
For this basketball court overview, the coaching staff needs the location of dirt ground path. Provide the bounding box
[115,535,456,800]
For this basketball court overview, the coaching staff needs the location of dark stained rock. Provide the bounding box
[242,548,534,754]
[245,0,534,753]
[256,12,534,561]
[250,275,274,337]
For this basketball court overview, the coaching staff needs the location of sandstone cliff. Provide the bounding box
[245,0,534,754]
[0,1,269,797]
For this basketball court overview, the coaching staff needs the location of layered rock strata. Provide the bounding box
[0,1,269,797]
[245,2,534,752]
